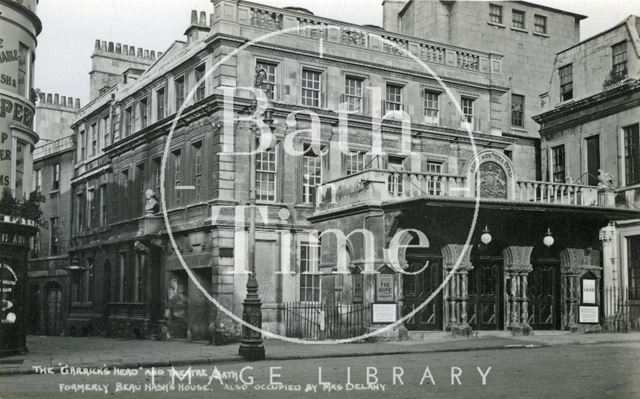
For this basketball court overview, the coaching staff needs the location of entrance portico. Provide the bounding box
[311,150,638,336]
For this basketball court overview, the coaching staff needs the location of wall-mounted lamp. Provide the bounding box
[543,227,555,247]
[480,226,492,245]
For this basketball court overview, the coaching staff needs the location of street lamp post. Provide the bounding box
[238,69,273,361]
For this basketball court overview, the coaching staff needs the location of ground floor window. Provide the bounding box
[300,241,321,302]
[628,235,640,300]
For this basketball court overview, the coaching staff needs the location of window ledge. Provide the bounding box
[49,189,60,195]
[510,127,528,133]
[533,31,550,38]
[487,21,506,29]
[511,27,528,34]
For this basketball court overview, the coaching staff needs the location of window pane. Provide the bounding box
[511,94,525,127]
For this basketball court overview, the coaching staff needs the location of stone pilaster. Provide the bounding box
[503,246,533,336]
[599,223,618,318]
[559,248,599,333]
[442,244,473,336]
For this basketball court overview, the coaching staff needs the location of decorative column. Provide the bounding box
[442,244,473,336]
[599,223,618,318]
[560,248,602,333]
[503,246,533,336]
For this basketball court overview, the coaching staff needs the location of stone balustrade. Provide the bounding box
[226,1,497,76]
[317,169,609,211]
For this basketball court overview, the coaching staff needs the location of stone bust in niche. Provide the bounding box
[145,189,159,215]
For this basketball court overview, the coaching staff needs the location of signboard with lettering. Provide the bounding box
[0,263,18,325]
[372,303,397,324]
[375,273,394,302]
[582,278,596,304]
[579,305,599,324]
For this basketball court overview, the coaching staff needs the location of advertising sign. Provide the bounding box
[582,278,596,304]
[375,273,394,302]
[579,305,599,324]
[372,303,397,324]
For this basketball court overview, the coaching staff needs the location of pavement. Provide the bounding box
[1,330,639,376]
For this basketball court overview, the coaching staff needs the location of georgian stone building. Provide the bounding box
[27,92,81,336]
[535,15,640,325]
[65,0,636,341]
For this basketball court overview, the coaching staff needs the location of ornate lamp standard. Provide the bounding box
[238,68,274,361]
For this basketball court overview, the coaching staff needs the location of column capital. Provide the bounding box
[441,244,473,270]
[503,246,533,272]
[599,223,616,246]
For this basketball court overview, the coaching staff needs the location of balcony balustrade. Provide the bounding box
[317,169,605,212]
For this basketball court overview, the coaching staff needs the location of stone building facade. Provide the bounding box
[27,92,81,336]
[534,15,640,326]
[0,0,41,356]
[64,1,636,341]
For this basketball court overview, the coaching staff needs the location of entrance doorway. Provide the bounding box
[402,258,443,330]
[469,244,504,330]
[44,282,63,336]
[529,246,561,330]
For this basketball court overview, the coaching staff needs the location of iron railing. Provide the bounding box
[601,286,640,332]
[282,301,371,340]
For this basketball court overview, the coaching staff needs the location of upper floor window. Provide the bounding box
[140,97,148,129]
[121,169,129,203]
[623,124,640,186]
[175,75,185,110]
[489,4,503,24]
[124,106,133,136]
[90,123,97,156]
[345,151,366,176]
[172,150,182,206]
[511,94,525,128]
[534,15,547,34]
[302,69,322,107]
[87,188,94,229]
[343,76,364,113]
[256,61,278,101]
[157,87,166,120]
[256,143,277,202]
[79,130,86,160]
[34,169,41,193]
[99,184,107,226]
[512,10,525,29]
[423,90,440,125]
[17,43,29,97]
[461,97,475,128]
[135,163,145,215]
[194,64,206,102]
[302,144,323,204]
[425,161,443,195]
[385,83,403,113]
[551,145,565,183]
[102,116,110,148]
[387,156,405,197]
[612,42,628,78]
[50,217,59,255]
[153,157,162,200]
[193,141,203,200]
[52,163,60,191]
[559,64,573,101]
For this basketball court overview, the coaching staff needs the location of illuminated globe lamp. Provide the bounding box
[480,226,493,245]
[543,228,555,248]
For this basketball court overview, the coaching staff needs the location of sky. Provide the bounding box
[34,0,638,104]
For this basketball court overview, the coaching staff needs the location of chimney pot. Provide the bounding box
[129,46,135,56]
[75,99,81,109]
[115,43,122,54]
[95,39,101,50]
[137,48,143,58]
[61,96,67,107]
[191,10,198,24]
[46,93,52,103]
[108,42,114,52]
[101,41,107,51]
[199,11,207,26]
[210,13,215,27]
[150,50,156,60]
[123,45,129,55]
[54,94,59,105]
[144,49,149,59]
